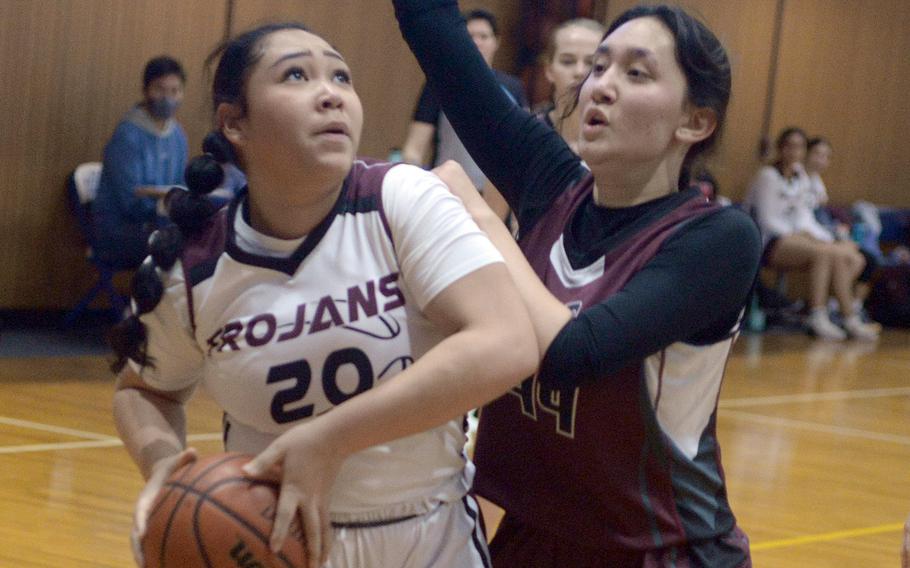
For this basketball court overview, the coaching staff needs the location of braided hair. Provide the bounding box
[108,140,223,373]
[109,22,312,374]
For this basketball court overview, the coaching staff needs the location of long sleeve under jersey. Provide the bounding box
[394,0,762,388]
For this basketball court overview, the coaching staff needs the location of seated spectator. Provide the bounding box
[92,56,188,269]
[805,137,849,239]
[399,8,527,189]
[806,137,881,318]
[534,18,605,153]
[745,127,879,341]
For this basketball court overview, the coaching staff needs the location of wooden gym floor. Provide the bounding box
[0,330,907,567]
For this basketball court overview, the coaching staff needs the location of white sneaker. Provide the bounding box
[808,311,847,341]
[844,315,880,341]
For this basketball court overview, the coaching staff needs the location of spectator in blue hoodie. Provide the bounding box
[92,56,188,268]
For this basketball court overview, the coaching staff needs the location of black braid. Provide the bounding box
[109,132,228,374]
[167,153,222,237]
[203,130,239,166]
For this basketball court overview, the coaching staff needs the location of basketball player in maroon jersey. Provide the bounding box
[394,1,761,565]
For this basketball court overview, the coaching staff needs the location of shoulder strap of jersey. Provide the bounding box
[179,206,230,333]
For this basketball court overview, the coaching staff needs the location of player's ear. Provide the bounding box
[217,102,246,148]
[676,105,716,145]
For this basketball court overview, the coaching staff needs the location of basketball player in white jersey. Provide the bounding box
[111,23,539,568]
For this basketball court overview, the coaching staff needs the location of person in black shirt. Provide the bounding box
[399,8,527,190]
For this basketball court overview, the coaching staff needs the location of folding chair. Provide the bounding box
[63,162,128,325]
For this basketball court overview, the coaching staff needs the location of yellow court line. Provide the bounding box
[752,523,905,551]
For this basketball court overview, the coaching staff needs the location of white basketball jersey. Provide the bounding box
[134,160,502,522]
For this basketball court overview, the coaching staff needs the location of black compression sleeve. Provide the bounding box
[412,83,439,124]
[394,0,584,230]
[538,208,762,388]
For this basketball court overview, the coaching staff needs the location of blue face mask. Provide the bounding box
[147,97,180,120]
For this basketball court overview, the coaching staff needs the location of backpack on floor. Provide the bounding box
[867,265,910,327]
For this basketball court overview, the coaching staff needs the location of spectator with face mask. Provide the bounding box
[92,56,189,269]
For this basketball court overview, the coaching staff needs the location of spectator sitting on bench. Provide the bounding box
[745,127,879,341]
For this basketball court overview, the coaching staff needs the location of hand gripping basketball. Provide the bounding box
[242,422,345,568]
[132,447,198,567]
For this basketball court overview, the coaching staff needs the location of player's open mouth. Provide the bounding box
[316,122,351,137]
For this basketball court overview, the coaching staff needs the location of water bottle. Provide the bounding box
[745,293,766,333]
[387,148,403,163]
[851,221,867,246]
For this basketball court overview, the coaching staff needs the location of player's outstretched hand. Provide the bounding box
[242,425,342,568]
[433,160,499,226]
[131,447,198,567]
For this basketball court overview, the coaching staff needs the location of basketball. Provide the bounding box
[142,452,305,568]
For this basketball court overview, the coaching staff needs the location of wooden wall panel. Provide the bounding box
[4,0,908,310]
[604,0,779,201]
[0,0,521,310]
[771,0,910,207]
[0,0,225,309]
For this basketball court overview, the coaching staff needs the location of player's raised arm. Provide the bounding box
[392,0,583,218]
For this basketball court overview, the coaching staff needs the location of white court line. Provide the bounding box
[0,415,113,441]
[720,387,910,409]
[724,410,910,446]
[0,432,222,455]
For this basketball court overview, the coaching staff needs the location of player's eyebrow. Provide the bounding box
[270,50,312,68]
[595,45,657,66]
[270,49,345,68]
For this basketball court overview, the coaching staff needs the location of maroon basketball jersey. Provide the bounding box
[473,174,741,554]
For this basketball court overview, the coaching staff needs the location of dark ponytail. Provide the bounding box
[109,134,228,373]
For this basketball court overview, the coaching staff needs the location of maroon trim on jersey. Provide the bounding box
[474,176,732,552]
[177,161,401,327]
[214,160,399,276]
[224,184,346,276]
[347,159,400,245]
[518,175,719,299]
[182,207,229,279]
[180,207,230,333]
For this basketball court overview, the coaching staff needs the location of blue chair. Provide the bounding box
[63,162,129,326]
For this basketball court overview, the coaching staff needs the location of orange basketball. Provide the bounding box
[142,452,305,568]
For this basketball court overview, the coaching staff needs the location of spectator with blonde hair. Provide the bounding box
[535,18,605,153]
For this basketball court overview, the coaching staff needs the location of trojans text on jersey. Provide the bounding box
[206,273,405,355]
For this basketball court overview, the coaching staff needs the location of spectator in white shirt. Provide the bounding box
[745,128,879,341]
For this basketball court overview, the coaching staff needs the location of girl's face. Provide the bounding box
[545,25,602,106]
[806,142,831,173]
[576,17,692,170]
[779,132,807,167]
[228,29,363,186]
[467,18,499,66]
